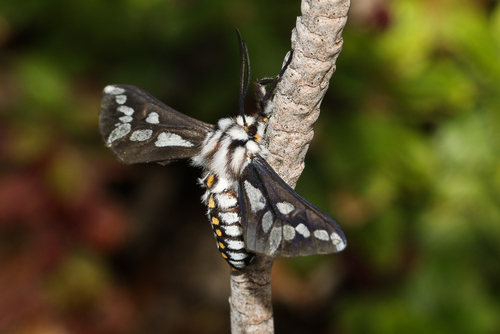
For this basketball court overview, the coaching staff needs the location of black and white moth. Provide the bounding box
[99,33,346,269]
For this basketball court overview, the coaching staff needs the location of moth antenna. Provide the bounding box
[236,29,250,126]
[262,49,294,103]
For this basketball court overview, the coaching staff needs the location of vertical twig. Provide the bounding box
[229,0,350,333]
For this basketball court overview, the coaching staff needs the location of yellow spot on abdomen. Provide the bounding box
[208,196,215,208]
[221,252,228,259]
[215,229,222,237]
[254,134,260,142]
[212,217,220,225]
[207,174,215,188]
[218,242,226,249]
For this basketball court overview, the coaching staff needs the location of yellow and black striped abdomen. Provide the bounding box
[201,173,254,269]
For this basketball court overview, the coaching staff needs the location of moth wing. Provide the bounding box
[99,85,214,165]
[238,154,346,258]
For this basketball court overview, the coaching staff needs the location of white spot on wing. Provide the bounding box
[107,123,131,145]
[268,226,282,255]
[146,112,160,124]
[313,229,329,241]
[262,211,273,233]
[295,223,310,238]
[119,116,133,123]
[155,132,194,147]
[283,225,296,241]
[104,86,125,95]
[331,233,346,251]
[130,129,153,141]
[243,181,266,212]
[117,105,134,116]
[115,95,127,104]
[276,202,295,215]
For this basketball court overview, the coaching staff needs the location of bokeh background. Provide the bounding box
[1,0,500,333]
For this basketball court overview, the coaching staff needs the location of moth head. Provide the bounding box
[235,115,265,143]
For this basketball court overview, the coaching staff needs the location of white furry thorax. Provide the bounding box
[191,115,268,185]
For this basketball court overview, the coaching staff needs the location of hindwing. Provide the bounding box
[238,155,346,258]
[99,85,214,165]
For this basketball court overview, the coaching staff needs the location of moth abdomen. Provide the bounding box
[201,172,254,269]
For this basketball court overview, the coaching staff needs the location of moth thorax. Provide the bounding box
[191,116,268,182]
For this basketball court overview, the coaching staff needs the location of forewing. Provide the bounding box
[238,154,346,258]
[99,85,214,165]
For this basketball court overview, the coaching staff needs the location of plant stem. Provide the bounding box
[229,1,350,333]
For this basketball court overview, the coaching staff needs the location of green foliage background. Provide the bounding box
[1,0,499,333]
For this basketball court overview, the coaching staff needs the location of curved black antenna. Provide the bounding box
[254,50,294,115]
[236,29,250,125]
[263,49,294,104]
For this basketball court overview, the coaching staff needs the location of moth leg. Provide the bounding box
[255,50,294,114]
[255,77,275,108]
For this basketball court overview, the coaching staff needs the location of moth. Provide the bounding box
[99,32,346,269]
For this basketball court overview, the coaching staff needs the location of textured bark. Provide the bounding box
[229,0,350,333]
[230,257,274,334]
[265,0,350,188]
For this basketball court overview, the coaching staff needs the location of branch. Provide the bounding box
[229,0,350,333]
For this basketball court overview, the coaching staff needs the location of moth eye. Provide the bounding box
[247,125,257,137]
